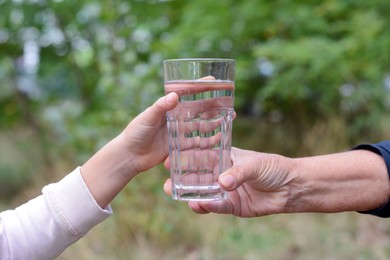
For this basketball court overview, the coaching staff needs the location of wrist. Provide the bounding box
[109,134,140,181]
[283,157,308,213]
[85,137,138,179]
[80,136,139,208]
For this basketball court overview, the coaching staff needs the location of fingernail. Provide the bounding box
[166,92,176,104]
[220,174,235,188]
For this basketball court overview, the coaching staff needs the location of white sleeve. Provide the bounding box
[0,167,113,260]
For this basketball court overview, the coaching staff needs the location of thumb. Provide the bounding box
[219,164,257,191]
[141,92,179,123]
[158,92,179,111]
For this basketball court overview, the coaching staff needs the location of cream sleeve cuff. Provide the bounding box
[42,166,113,237]
[0,167,113,260]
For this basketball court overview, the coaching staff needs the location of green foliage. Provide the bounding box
[252,1,390,121]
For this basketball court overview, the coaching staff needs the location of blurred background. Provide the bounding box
[1,0,390,259]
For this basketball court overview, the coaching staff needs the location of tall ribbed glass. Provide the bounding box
[163,59,235,201]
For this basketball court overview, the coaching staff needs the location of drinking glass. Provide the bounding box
[163,58,235,201]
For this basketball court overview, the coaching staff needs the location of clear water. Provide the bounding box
[166,81,234,201]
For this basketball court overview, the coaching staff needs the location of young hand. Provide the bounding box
[81,92,179,208]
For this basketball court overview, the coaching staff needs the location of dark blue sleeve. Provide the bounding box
[352,140,390,218]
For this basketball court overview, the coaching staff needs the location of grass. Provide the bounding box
[58,210,390,259]
[57,201,390,260]
[2,116,390,260]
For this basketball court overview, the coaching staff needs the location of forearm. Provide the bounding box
[81,134,138,208]
[287,150,390,213]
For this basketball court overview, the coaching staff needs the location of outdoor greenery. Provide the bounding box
[1,0,390,259]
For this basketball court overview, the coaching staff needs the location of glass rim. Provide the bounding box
[163,58,235,63]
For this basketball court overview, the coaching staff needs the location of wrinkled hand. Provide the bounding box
[164,147,296,217]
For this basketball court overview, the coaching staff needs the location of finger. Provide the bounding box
[141,92,179,124]
[199,76,216,81]
[163,178,172,196]
[219,167,254,191]
[188,201,211,214]
[189,200,233,215]
[219,160,259,191]
[164,157,171,169]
